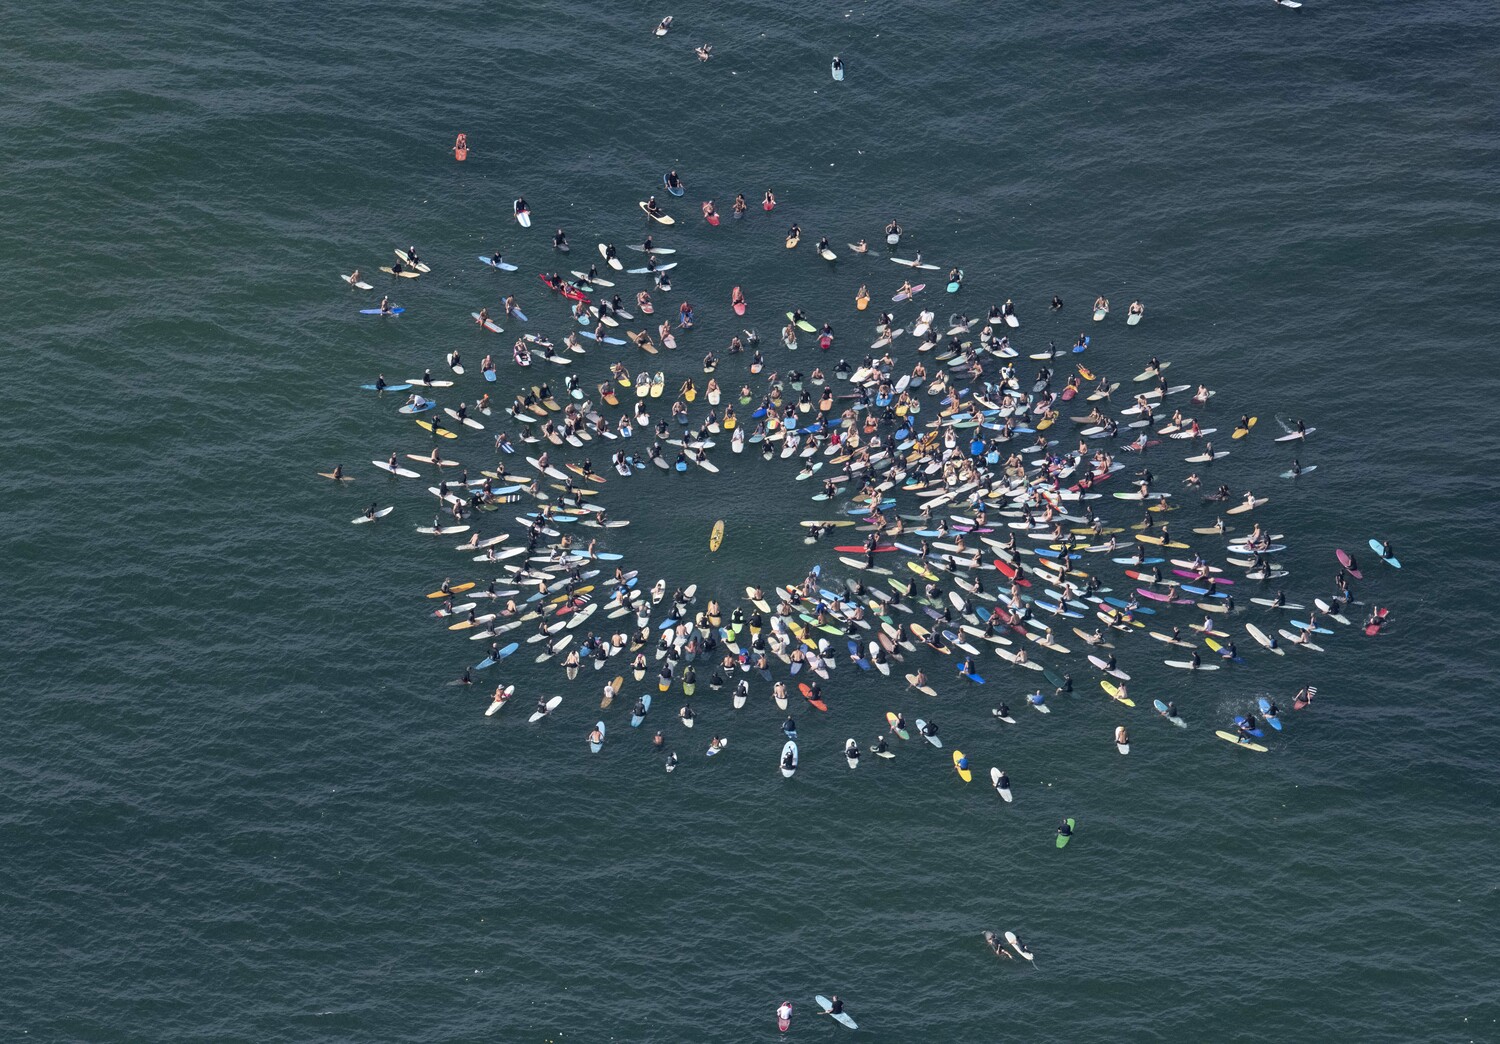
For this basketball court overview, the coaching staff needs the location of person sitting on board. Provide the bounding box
[363,502,378,520]
[885,219,901,238]
[1094,295,1109,312]
[1051,294,1064,310]
[787,222,802,242]
[348,268,362,286]
[851,239,868,253]
[379,296,395,315]
[553,228,568,250]
[490,252,507,267]
[828,997,846,1017]
[920,719,939,739]
[993,770,1011,795]
[453,133,466,154]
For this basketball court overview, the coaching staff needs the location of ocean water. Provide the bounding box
[6,1,1500,1041]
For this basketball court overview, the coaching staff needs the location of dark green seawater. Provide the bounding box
[6,2,1500,1040]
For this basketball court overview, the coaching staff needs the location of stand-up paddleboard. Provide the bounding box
[639,201,675,225]
[351,506,393,524]
[815,997,857,1030]
[989,767,1013,802]
[1368,538,1401,568]
[527,695,562,723]
[1215,729,1268,751]
[360,307,404,315]
[1056,818,1076,848]
[341,274,373,290]
[514,200,531,227]
[589,721,606,753]
[952,750,972,781]
[781,740,798,777]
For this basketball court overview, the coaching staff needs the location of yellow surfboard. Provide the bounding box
[416,420,458,440]
[952,750,972,782]
[1100,679,1137,708]
[1231,417,1258,440]
[709,520,725,552]
[426,582,475,599]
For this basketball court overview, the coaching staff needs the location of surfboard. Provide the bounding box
[360,307,404,315]
[477,255,518,271]
[815,997,857,1030]
[709,520,725,551]
[514,201,531,227]
[1274,427,1315,441]
[639,201,675,225]
[1164,660,1219,671]
[372,461,421,478]
[831,59,844,81]
[781,740,798,777]
[662,173,684,197]
[589,722,606,753]
[1368,538,1401,568]
[1056,818,1076,848]
[527,695,561,722]
[989,767,1013,802]
[415,420,458,440]
[952,750,972,782]
[885,711,910,739]
[351,506,393,524]
[914,719,941,747]
[1215,729,1267,751]
[341,274,373,289]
